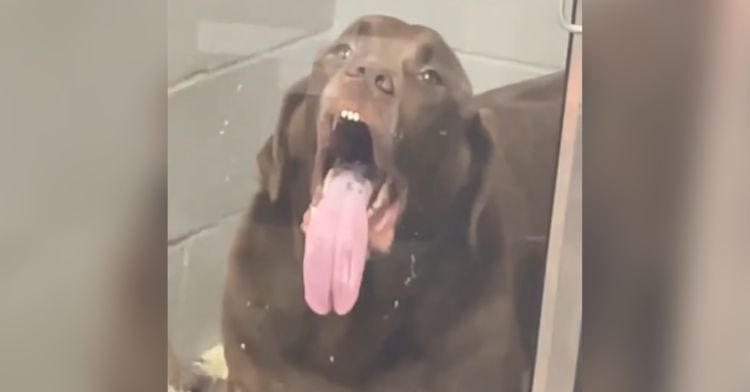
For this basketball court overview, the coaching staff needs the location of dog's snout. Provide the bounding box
[345,63,395,96]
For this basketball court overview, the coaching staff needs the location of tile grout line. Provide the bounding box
[168,208,245,249]
[167,24,561,97]
[453,48,561,72]
[167,28,334,96]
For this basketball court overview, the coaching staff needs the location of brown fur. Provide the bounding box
[223,15,564,392]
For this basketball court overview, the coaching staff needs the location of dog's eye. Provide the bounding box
[332,44,352,60]
[418,69,443,85]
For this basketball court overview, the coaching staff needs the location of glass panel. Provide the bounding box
[167,1,578,391]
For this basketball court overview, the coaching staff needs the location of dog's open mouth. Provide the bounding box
[301,107,404,316]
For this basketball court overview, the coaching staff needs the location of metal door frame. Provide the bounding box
[531,0,582,390]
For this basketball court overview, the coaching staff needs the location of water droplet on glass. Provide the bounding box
[383,314,390,320]
[245,300,251,308]
[240,343,246,350]
[236,83,243,92]
[225,175,230,182]
[264,304,269,310]
[439,130,447,136]
[404,254,418,285]
[393,300,399,309]
[329,355,335,363]
[223,119,230,126]
[219,129,225,135]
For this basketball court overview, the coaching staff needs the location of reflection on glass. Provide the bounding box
[168,3,572,391]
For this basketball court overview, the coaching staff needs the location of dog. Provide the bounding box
[222,15,565,392]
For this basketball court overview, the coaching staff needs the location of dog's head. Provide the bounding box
[258,16,497,315]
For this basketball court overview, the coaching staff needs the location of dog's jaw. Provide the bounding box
[299,93,408,316]
[306,96,407,255]
[301,170,402,254]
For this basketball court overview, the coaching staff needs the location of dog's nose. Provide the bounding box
[373,72,394,95]
[345,63,395,96]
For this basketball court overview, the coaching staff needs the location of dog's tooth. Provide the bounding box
[352,112,360,122]
[372,181,390,209]
[340,110,347,118]
[372,196,383,210]
[332,115,339,130]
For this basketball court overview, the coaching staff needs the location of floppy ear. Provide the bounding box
[257,76,309,201]
[467,108,502,253]
[467,107,536,257]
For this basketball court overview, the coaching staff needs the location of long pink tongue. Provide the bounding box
[303,171,372,315]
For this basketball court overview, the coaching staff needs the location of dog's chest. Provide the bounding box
[240,223,483,385]
[307,254,424,362]
[292,239,486,383]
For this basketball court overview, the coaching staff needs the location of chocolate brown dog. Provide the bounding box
[223,15,564,392]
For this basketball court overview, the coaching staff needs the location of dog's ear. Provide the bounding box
[466,107,503,253]
[467,106,535,257]
[257,76,309,201]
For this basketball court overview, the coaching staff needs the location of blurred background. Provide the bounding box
[8,0,750,392]
[8,0,747,391]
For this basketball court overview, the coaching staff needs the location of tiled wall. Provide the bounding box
[167,0,336,360]
[335,0,569,91]
[168,0,571,360]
